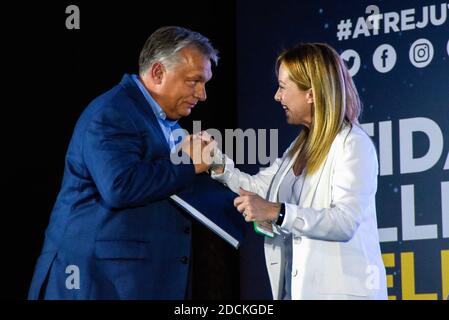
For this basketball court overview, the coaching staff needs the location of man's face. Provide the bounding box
[155,47,212,120]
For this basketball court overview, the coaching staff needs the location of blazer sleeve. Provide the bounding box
[279,132,378,241]
[82,105,195,208]
[211,143,294,198]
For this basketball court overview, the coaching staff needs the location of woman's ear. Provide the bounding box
[306,88,314,104]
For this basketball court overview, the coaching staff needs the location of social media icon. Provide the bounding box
[373,44,397,73]
[409,38,434,68]
[340,49,361,77]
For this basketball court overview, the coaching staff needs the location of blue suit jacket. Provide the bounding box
[28,74,196,299]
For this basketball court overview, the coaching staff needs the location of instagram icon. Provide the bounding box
[409,38,434,68]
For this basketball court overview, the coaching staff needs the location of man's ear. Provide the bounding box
[306,88,314,104]
[149,62,165,85]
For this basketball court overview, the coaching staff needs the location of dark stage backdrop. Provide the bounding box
[236,0,448,299]
[3,1,238,299]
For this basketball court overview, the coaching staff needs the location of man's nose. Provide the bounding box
[195,84,207,101]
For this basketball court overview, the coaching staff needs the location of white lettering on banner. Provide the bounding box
[402,185,438,240]
[362,118,448,243]
[337,3,449,41]
[443,182,449,238]
[361,122,374,136]
[353,16,371,39]
[377,182,448,242]
[399,118,444,174]
[379,121,393,176]
[384,12,400,34]
[445,150,449,169]
[378,227,398,242]
[363,117,447,176]
[401,9,416,31]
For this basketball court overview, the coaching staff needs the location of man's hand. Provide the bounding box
[233,188,281,222]
[181,134,217,174]
[197,131,225,174]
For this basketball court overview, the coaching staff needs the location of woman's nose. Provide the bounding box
[274,89,281,102]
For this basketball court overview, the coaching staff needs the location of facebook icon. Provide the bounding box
[373,44,397,73]
[381,49,389,68]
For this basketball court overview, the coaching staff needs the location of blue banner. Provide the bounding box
[237,0,449,299]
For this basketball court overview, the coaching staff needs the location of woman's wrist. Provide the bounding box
[210,152,226,174]
[210,165,225,174]
[274,203,285,226]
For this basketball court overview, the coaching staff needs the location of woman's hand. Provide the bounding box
[234,188,281,222]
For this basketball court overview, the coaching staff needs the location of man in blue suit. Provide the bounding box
[28,26,219,299]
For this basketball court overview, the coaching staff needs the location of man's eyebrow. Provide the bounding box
[187,75,206,81]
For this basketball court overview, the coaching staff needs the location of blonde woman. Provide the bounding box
[209,43,387,300]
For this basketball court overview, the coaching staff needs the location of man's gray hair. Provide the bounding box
[138,26,219,76]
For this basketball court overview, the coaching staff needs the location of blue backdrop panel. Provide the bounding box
[237,0,449,299]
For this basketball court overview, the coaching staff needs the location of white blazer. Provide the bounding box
[212,124,388,300]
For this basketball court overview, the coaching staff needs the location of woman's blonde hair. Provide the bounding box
[276,43,362,175]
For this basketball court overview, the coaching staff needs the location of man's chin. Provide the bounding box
[182,108,192,117]
[172,109,191,119]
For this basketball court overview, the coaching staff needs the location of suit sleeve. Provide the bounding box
[82,106,195,208]
[279,132,378,241]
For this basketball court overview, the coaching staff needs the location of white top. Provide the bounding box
[277,167,305,300]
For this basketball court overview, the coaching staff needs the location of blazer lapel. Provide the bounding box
[268,134,339,207]
[300,125,351,207]
[299,164,326,208]
[300,139,338,207]
[268,149,299,202]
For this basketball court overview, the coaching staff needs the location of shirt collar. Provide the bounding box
[132,74,178,127]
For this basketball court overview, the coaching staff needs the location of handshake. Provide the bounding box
[179,131,225,174]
